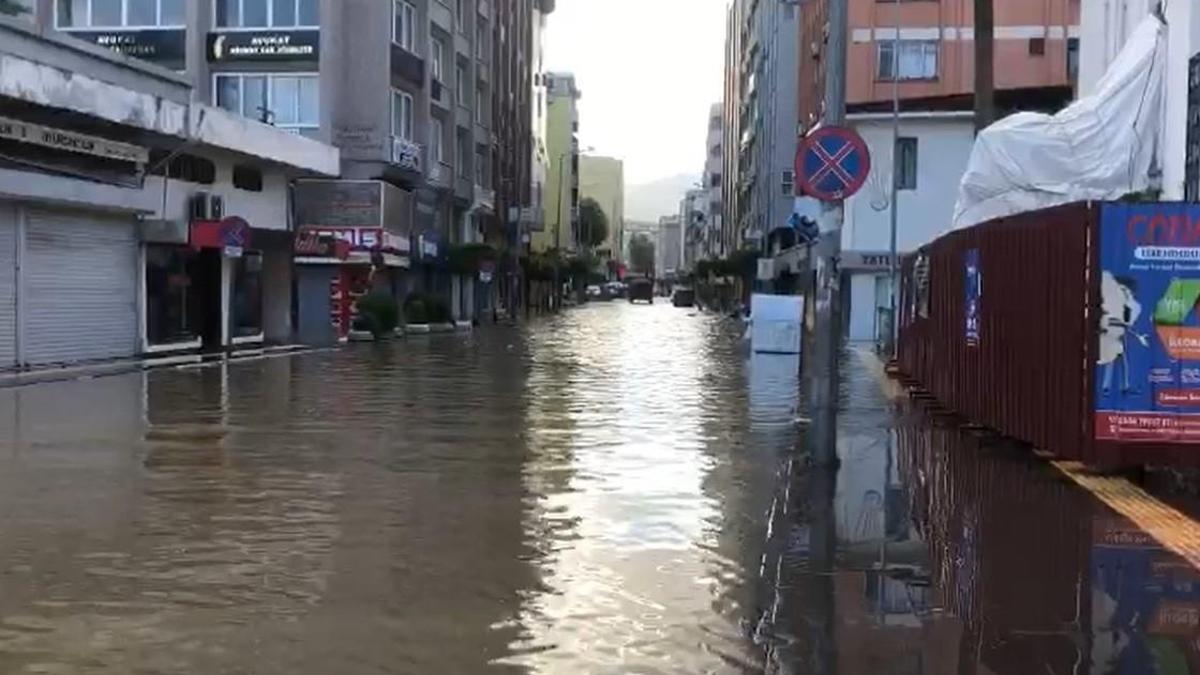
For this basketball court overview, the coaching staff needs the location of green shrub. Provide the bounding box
[356,292,399,338]
[427,297,452,323]
[403,295,430,324]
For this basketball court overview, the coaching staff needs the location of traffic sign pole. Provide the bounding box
[807,0,849,468]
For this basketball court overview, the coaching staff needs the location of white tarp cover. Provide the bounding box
[951,15,1166,230]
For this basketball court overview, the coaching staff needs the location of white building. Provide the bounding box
[702,102,725,259]
[1079,0,1199,199]
[841,112,976,343]
[657,215,683,278]
[0,14,338,369]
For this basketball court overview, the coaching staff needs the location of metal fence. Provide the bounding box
[897,202,1097,462]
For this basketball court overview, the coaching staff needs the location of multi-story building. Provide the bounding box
[722,0,799,254]
[721,1,743,258]
[579,155,624,273]
[680,188,706,273]
[656,215,682,279]
[0,5,338,367]
[702,102,725,260]
[42,0,552,330]
[795,0,1080,342]
[535,71,580,254]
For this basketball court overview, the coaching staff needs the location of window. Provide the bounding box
[475,146,487,186]
[431,37,445,82]
[475,82,487,123]
[57,0,184,27]
[895,137,918,190]
[391,89,414,140]
[455,0,464,32]
[232,164,264,192]
[215,73,319,135]
[147,150,217,184]
[231,252,264,339]
[214,0,316,27]
[877,40,938,81]
[430,117,445,163]
[392,0,415,51]
[455,62,468,103]
[476,19,487,60]
[1067,37,1080,82]
[710,173,721,188]
[1028,37,1046,56]
[145,245,198,346]
[457,130,471,177]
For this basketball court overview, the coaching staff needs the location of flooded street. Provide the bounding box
[0,303,1197,674]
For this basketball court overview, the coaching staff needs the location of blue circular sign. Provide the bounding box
[795,126,872,202]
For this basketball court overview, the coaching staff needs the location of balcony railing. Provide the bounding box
[390,136,423,172]
[474,184,495,211]
[429,160,454,186]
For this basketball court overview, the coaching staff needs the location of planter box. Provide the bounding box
[454,321,473,332]
[430,323,456,333]
[405,324,432,334]
[348,330,376,342]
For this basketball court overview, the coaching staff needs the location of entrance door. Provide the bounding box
[188,249,224,351]
[23,209,137,366]
[0,203,15,369]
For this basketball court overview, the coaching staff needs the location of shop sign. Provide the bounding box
[1095,203,1200,442]
[298,227,410,254]
[207,30,320,62]
[191,216,252,251]
[294,229,351,259]
[0,115,148,163]
[841,251,895,271]
[295,180,383,229]
[73,29,186,66]
[964,249,981,347]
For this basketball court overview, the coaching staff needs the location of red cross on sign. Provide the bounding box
[795,126,871,202]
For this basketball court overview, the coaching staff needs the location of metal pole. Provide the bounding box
[554,153,565,310]
[887,0,900,355]
[806,0,849,466]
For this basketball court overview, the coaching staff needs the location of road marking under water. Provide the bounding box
[854,347,1200,570]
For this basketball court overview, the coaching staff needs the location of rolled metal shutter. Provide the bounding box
[23,209,137,366]
[0,204,15,368]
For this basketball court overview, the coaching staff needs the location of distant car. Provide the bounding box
[672,287,695,308]
[628,278,654,304]
[604,281,626,299]
[586,284,603,300]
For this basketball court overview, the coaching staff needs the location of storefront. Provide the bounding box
[292,179,415,343]
[0,203,140,369]
[294,228,410,343]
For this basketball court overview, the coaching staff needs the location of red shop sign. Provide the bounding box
[191,216,251,250]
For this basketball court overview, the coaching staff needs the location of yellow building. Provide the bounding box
[579,155,625,269]
[533,73,580,254]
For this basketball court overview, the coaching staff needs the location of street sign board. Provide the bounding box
[795,126,871,202]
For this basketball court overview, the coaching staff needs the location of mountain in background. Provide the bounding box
[625,173,701,222]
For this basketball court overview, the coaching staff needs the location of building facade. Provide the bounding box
[701,102,724,260]
[39,0,553,327]
[656,215,682,279]
[722,0,799,254]
[535,71,580,254]
[578,154,624,271]
[0,8,338,368]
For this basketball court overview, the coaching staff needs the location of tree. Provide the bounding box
[629,233,655,277]
[578,198,609,251]
[974,0,995,132]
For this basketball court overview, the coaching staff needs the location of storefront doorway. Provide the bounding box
[190,249,223,351]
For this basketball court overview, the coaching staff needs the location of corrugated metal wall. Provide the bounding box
[0,202,16,369]
[897,202,1096,461]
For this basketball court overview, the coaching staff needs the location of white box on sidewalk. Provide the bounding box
[750,294,804,355]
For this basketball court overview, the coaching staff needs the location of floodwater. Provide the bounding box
[0,303,1196,674]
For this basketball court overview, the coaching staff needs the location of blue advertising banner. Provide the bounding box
[964,249,981,347]
[1096,203,1200,442]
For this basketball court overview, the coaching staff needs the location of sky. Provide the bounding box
[544,0,728,187]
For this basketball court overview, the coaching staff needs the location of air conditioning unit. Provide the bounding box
[210,194,225,220]
[189,191,210,220]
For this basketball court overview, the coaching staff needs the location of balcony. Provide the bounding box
[390,45,426,87]
[389,136,423,176]
[474,184,496,212]
[478,0,492,21]
[428,159,454,189]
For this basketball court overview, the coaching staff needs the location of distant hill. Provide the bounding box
[625,173,701,222]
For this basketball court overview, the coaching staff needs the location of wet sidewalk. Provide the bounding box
[765,346,1200,675]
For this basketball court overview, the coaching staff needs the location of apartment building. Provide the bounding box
[41,0,552,331]
[722,0,799,254]
[798,0,1081,131]
[794,0,1080,343]
[579,155,624,273]
[535,72,580,254]
[702,102,724,260]
[0,6,338,367]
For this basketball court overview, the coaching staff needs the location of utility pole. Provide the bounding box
[886,0,900,355]
[973,0,995,132]
[806,0,848,466]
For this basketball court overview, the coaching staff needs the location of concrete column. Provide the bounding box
[1163,0,1200,199]
[220,255,232,347]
